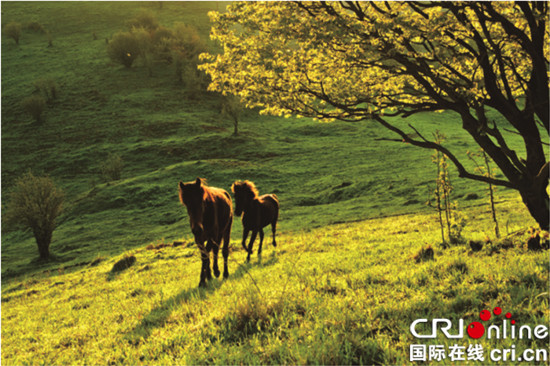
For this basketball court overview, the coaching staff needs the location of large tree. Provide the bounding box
[200,1,549,229]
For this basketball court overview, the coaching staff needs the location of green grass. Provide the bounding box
[1,2,548,364]
[2,201,547,365]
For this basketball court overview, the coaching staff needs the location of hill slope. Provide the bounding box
[2,201,547,364]
[1,1,530,279]
[1,3,547,364]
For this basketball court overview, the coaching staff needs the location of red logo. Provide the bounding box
[467,307,516,339]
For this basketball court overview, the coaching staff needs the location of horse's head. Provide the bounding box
[179,177,206,217]
[231,180,258,216]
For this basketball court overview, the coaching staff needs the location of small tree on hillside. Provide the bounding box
[100,153,124,181]
[21,95,47,124]
[34,78,58,103]
[127,9,159,31]
[170,23,207,87]
[221,95,243,135]
[4,172,64,259]
[468,149,501,239]
[107,31,141,68]
[4,22,22,45]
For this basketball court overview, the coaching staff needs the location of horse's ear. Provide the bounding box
[179,181,185,190]
[195,177,202,186]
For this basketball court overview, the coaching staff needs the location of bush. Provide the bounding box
[127,9,158,31]
[131,27,154,75]
[170,23,208,87]
[107,31,141,68]
[26,21,46,34]
[151,26,174,62]
[21,95,47,123]
[4,171,64,259]
[4,22,22,45]
[34,78,58,102]
[100,153,124,181]
[413,245,434,263]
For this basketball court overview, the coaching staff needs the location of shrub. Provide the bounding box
[4,171,64,259]
[127,9,158,31]
[151,26,174,62]
[170,23,208,87]
[100,153,124,181]
[4,22,22,45]
[107,31,141,68]
[131,27,154,76]
[413,245,434,263]
[34,78,57,102]
[26,21,46,34]
[21,95,47,123]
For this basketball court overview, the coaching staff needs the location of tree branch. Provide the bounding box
[373,115,516,188]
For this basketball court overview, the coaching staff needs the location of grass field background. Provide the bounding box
[1,2,548,364]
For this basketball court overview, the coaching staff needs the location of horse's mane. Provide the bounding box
[232,180,259,198]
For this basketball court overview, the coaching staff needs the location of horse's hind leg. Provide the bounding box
[204,240,214,281]
[211,239,221,278]
[247,230,258,262]
[222,227,231,279]
[271,219,277,247]
[258,228,265,256]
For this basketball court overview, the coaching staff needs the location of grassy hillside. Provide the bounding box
[1,1,529,279]
[1,2,547,364]
[2,201,547,364]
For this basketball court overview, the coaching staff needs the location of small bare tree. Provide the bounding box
[5,172,64,259]
[468,149,500,238]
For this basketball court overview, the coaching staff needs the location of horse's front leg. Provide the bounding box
[195,240,209,287]
[247,230,258,262]
[271,221,277,247]
[241,228,250,253]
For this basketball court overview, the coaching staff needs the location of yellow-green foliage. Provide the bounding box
[2,202,547,365]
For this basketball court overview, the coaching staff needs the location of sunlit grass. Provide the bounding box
[2,198,547,364]
[1,2,547,364]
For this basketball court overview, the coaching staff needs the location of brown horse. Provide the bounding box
[178,177,233,287]
[231,180,279,262]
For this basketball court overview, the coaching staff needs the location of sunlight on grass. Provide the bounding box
[2,198,547,364]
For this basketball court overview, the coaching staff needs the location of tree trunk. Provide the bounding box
[34,229,52,259]
[519,187,549,231]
